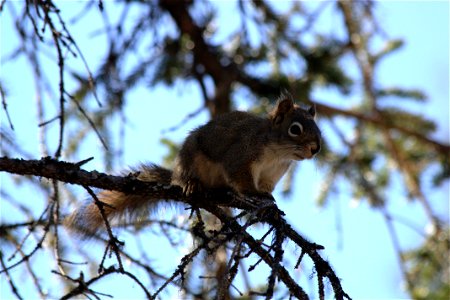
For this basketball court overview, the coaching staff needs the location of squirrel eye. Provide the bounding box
[288,122,303,137]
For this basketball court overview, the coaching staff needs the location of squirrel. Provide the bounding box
[65,93,321,238]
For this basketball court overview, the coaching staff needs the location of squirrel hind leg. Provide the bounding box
[172,157,204,196]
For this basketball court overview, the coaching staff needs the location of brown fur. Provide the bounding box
[172,94,321,196]
[66,94,321,238]
[65,164,172,238]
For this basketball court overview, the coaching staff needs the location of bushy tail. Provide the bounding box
[64,164,173,239]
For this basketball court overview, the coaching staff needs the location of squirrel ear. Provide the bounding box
[308,104,316,118]
[272,97,294,125]
[276,97,294,114]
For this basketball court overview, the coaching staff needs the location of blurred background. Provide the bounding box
[1,1,449,299]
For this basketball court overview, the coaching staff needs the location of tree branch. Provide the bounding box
[314,102,450,155]
[0,156,351,299]
[159,0,235,115]
[0,156,181,199]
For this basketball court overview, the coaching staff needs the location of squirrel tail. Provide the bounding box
[64,164,173,239]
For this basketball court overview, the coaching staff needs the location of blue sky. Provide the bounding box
[1,1,449,299]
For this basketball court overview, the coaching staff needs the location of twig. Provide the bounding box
[151,246,203,299]
[51,179,67,276]
[65,92,108,150]
[0,251,23,300]
[0,84,14,130]
[82,185,124,272]
[39,2,66,158]
[4,203,52,272]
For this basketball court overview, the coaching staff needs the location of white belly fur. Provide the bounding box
[251,145,292,193]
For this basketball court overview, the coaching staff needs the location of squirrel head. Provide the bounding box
[268,94,321,160]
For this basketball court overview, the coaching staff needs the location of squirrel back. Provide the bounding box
[65,94,321,238]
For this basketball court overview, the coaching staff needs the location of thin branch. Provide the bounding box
[38,1,66,158]
[0,84,14,130]
[151,246,202,299]
[380,206,414,291]
[0,251,23,300]
[1,202,53,274]
[66,92,108,150]
[337,0,443,233]
[51,179,66,276]
[83,185,124,272]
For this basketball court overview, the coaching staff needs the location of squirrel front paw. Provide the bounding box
[182,178,202,196]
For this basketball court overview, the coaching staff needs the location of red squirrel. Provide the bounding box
[65,94,321,237]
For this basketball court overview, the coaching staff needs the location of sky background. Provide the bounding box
[1,1,449,299]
